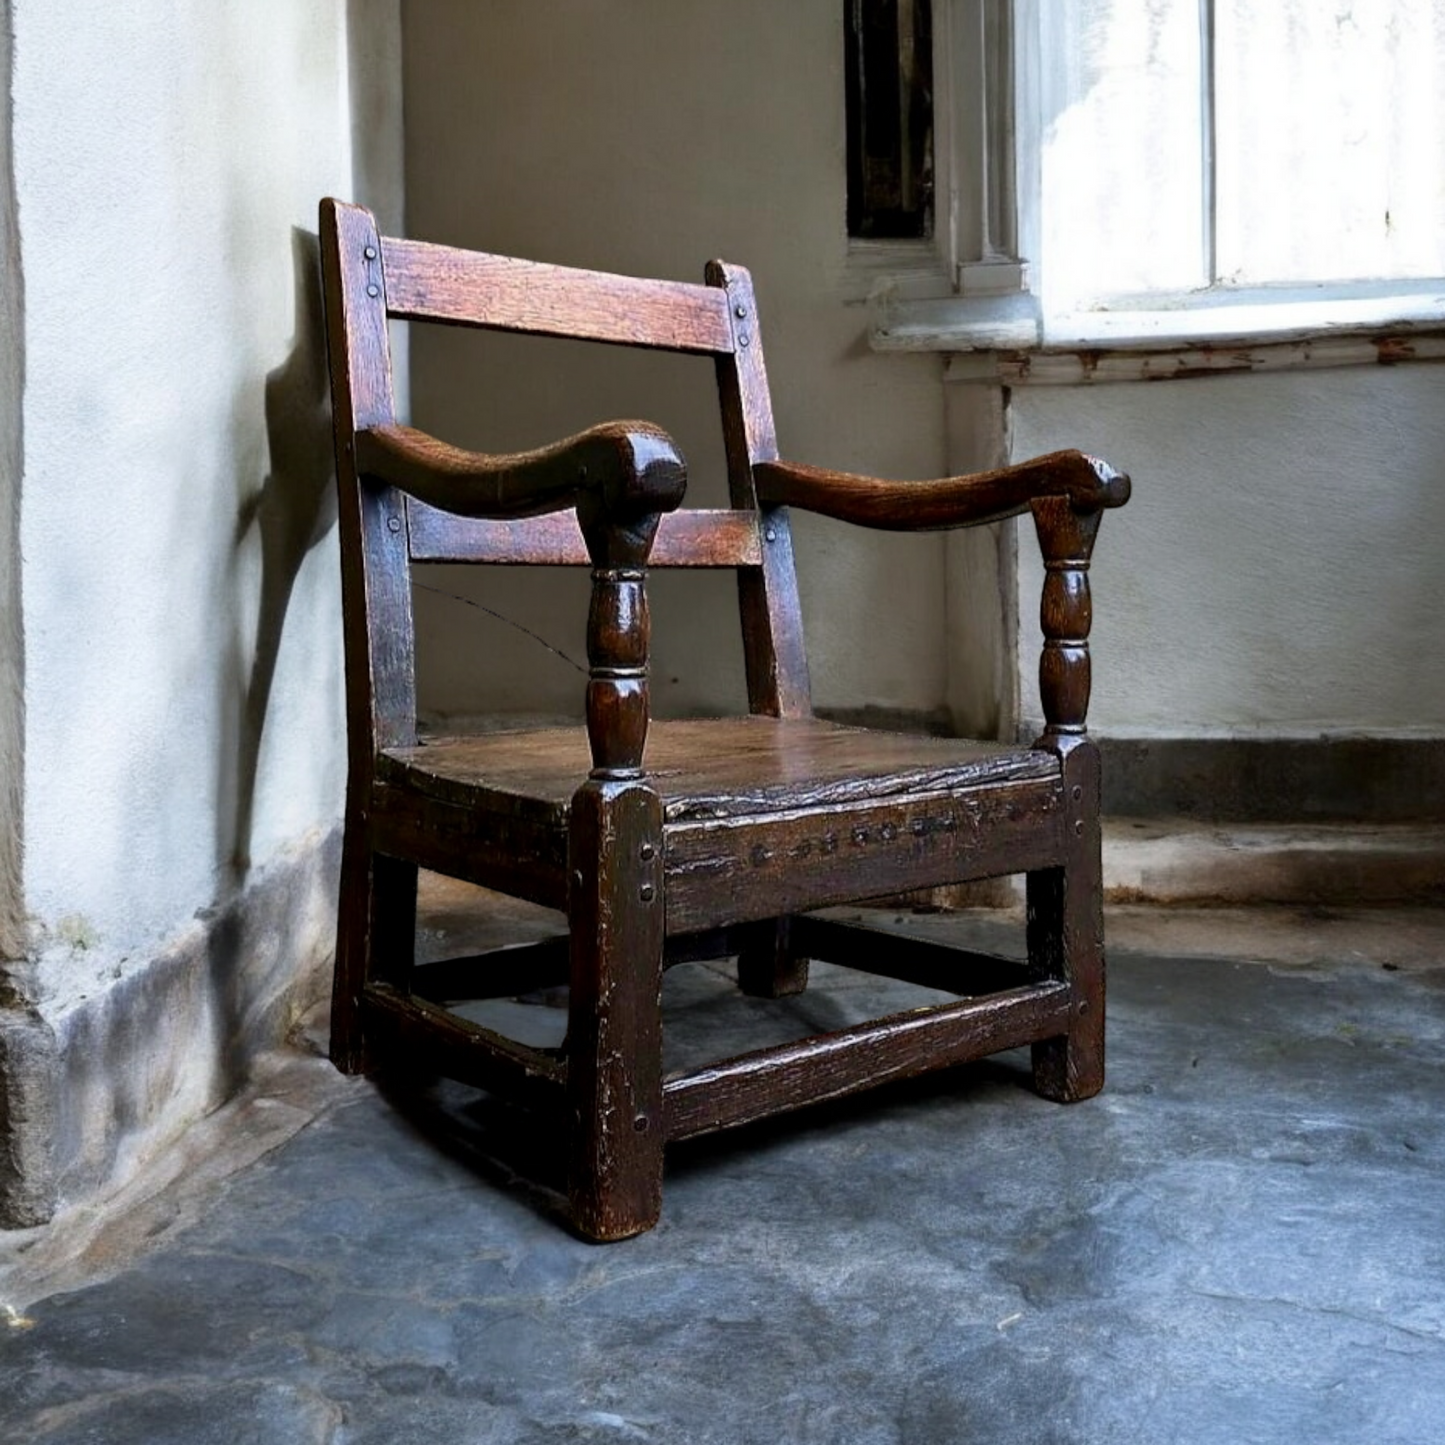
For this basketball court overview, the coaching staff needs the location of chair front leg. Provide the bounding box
[1026,735,1104,1101]
[1024,489,1110,1100]
[566,779,666,1241]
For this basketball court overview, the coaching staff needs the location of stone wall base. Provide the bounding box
[0,827,340,1229]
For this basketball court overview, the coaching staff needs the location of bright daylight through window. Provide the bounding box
[861,0,1445,357]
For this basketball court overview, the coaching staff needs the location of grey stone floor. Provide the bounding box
[2,901,1444,1444]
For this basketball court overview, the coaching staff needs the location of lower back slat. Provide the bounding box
[407,501,762,567]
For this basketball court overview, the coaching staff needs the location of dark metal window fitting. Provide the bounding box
[845,0,935,239]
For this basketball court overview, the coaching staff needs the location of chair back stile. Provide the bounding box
[321,199,813,736]
[706,259,811,719]
[320,201,416,757]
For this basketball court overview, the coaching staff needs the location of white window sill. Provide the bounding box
[868,284,1445,384]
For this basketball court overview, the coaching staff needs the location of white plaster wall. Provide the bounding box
[401,1,950,724]
[1012,366,1445,737]
[0,2,24,961]
[13,1,402,979]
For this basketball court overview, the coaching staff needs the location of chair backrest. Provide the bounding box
[319,199,811,756]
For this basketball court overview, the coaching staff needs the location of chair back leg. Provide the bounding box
[331,811,418,1075]
[737,915,809,998]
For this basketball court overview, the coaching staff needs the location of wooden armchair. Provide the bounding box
[319,199,1131,1241]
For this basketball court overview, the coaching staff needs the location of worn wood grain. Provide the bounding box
[321,198,416,1072]
[567,780,666,1240]
[707,261,813,718]
[382,236,736,354]
[380,715,1056,822]
[369,784,567,910]
[662,982,1073,1141]
[321,201,415,757]
[1027,736,1106,1101]
[754,450,1130,531]
[359,420,685,522]
[319,198,1129,1239]
[405,502,763,568]
[664,777,1063,934]
[789,914,1033,997]
[363,982,566,1109]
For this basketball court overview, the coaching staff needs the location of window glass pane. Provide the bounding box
[1215,0,1445,285]
[1039,0,1206,308]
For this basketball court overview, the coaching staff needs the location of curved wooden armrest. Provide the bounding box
[359,421,687,782]
[755,448,1132,743]
[753,449,1129,530]
[357,420,687,522]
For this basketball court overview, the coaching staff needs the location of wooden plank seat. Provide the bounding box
[376,717,1064,925]
[319,198,1131,1240]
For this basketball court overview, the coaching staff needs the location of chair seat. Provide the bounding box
[376,717,1066,929]
[384,715,1057,813]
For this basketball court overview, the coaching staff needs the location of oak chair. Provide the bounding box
[319,198,1130,1241]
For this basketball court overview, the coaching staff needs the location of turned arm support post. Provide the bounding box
[572,430,687,780]
[1028,469,1120,742]
[357,419,687,779]
[1028,453,1127,745]
[754,447,1129,742]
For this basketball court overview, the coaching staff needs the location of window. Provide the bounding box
[845,0,935,239]
[845,0,1028,308]
[867,0,1445,361]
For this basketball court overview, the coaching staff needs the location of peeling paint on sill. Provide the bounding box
[944,329,1445,386]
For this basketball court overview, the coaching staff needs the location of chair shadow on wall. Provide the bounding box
[228,228,338,885]
[202,228,338,1093]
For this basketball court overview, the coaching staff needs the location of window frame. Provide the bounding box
[843,0,1026,305]
[863,0,1445,375]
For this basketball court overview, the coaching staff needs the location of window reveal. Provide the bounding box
[845,0,935,239]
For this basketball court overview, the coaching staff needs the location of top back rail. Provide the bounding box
[381,237,737,354]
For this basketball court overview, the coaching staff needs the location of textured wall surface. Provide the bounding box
[2,0,403,1224]
[0,1,23,962]
[1012,367,1445,737]
[12,0,397,979]
[401,0,953,725]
